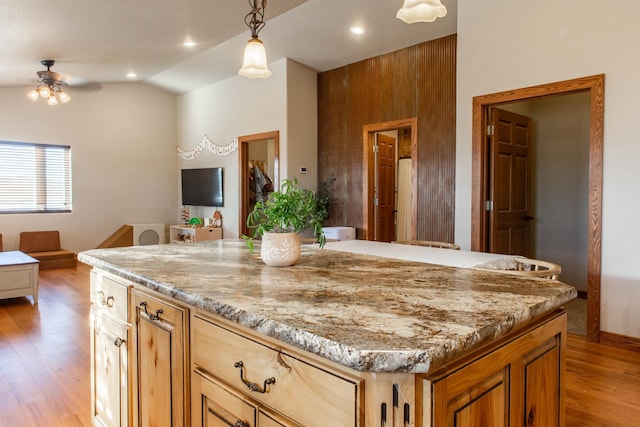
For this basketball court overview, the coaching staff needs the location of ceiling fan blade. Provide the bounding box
[61,75,103,92]
[36,70,65,84]
[33,60,103,92]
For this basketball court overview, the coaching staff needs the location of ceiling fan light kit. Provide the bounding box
[396,0,447,24]
[238,0,272,78]
[27,59,71,106]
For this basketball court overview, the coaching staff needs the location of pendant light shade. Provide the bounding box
[238,0,271,78]
[239,37,272,78]
[396,0,447,24]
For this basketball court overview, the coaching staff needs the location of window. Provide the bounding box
[0,141,72,213]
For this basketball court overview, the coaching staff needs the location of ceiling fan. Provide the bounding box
[27,59,102,105]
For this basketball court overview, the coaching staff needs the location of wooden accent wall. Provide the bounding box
[318,35,457,241]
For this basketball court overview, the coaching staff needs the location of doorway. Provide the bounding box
[362,118,418,241]
[471,74,604,343]
[238,131,279,238]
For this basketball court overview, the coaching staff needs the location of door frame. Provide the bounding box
[471,74,604,343]
[238,130,280,238]
[362,118,418,241]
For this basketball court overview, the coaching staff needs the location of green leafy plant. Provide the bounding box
[315,175,336,223]
[244,178,326,251]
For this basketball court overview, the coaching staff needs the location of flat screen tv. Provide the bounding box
[181,167,224,207]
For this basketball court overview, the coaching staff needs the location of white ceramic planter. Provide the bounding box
[260,232,301,267]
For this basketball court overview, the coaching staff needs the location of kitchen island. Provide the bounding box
[79,239,576,427]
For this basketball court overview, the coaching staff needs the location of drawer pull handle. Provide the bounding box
[97,291,115,308]
[404,402,410,424]
[140,301,163,321]
[234,421,249,427]
[233,361,276,393]
[114,337,126,348]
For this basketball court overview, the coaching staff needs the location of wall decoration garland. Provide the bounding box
[177,135,238,160]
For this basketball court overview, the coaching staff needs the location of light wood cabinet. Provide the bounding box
[192,368,257,427]
[89,271,131,427]
[130,289,189,427]
[87,266,567,427]
[428,313,566,427]
[170,225,222,243]
[191,312,361,427]
[192,368,301,427]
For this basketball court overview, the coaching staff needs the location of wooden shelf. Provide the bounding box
[169,225,222,243]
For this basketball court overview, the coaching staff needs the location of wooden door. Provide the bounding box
[489,108,533,256]
[131,290,188,427]
[90,307,129,427]
[375,134,397,242]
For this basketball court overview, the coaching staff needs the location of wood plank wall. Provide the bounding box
[317,34,457,241]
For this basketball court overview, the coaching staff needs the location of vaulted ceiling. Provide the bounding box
[0,0,457,94]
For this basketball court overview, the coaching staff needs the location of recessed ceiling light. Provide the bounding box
[183,41,197,48]
[350,26,365,35]
[126,72,138,78]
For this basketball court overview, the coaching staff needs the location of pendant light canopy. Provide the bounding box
[396,0,447,24]
[239,0,272,78]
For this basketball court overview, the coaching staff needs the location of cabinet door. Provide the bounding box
[431,313,566,427]
[522,337,561,427]
[131,289,188,427]
[192,369,256,427]
[91,307,129,427]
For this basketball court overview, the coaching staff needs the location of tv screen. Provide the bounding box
[181,168,224,207]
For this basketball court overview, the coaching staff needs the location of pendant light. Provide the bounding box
[238,0,272,78]
[396,0,447,24]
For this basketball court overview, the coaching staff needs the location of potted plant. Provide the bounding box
[245,178,326,266]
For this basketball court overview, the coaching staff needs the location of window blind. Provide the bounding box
[0,141,72,213]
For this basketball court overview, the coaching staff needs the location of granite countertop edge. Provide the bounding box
[78,246,576,374]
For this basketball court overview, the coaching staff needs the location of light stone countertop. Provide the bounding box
[78,239,576,374]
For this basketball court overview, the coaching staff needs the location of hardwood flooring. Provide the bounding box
[1,263,639,427]
[0,264,91,427]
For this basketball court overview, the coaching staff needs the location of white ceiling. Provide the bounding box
[0,0,457,94]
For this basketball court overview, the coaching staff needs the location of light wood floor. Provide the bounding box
[1,263,639,427]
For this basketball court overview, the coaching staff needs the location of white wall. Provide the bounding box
[456,0,640,338]
[0,83,177,253]
[286,60,318,190]
[177,58,317,239]
[531,94,590,292]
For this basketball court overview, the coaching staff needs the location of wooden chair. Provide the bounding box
[392,240,461,250]
[19,230,76,270]
[479,257,561,280]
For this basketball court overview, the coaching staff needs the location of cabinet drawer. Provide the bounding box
[193,369,256,427]
[90,271,130,321]
[192,314,360,427]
